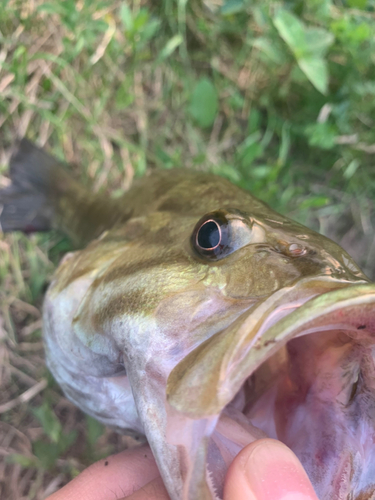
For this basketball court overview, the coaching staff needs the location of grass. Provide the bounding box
[0,0,374,498]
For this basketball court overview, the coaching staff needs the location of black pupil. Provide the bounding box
[197,220,220,249]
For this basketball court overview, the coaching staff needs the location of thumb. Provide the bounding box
[223,439,319,500]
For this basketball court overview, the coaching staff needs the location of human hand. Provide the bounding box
[46,439,319,500]
[223,439,319,500]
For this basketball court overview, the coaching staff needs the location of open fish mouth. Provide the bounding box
[166,279,375,500]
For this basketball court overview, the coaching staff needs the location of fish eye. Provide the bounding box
[191,210,258,261]
[197,220,221,250]
[191,211,230,260]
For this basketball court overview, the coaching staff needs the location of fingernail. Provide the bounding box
[242,439,319,500]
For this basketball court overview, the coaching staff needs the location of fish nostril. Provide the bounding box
[287,243,306,257]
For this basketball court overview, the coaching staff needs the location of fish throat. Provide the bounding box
[244,329,375,499]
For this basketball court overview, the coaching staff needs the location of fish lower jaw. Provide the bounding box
[206,325,375,500]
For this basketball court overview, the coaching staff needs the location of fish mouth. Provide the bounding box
[166,278,375,500]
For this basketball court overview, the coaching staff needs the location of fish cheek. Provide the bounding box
[154,288,254,358]
[71,255,209,358]
[223,251,301,299]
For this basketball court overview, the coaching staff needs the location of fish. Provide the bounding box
[1,138,375,500]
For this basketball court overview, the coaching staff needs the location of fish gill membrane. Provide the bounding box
[1,139,375,500]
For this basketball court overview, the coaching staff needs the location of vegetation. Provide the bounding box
[0,0,374,498]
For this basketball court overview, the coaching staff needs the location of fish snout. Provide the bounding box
[273,236,367,282]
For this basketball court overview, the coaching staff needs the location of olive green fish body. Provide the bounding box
[1,140,375,500]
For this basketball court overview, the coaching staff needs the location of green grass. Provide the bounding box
[0,0,375,497]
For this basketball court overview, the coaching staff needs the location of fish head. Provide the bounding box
[45,201,374,500]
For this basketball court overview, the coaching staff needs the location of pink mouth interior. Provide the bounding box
[208,320,375,500]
